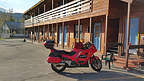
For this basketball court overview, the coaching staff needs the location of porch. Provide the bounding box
[105,0,144,69]
[25,15,106,53]
[24,0,144,69]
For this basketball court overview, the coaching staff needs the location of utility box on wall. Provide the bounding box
[140,36,144,45]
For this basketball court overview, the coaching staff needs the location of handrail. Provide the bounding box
[24,0,91,26]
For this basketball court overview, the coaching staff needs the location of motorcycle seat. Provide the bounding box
[54,49,75,56]
[63,51,76,56]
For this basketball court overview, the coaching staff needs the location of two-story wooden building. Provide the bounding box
[24,0,144,69]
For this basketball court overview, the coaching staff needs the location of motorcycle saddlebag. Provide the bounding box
[47,57,62,63]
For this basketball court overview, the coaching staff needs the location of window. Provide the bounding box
[86,26,90,33]
[74,24,82,39]
[80,25,83,39]
[74,25,78,38]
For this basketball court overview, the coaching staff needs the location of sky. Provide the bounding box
[0,0,40,13]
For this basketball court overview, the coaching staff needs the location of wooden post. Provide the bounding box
[63,0,65,16]
[38,8,40,42]
[43,25,45,41]
[52,24,54,40]
[31,15,33,43]
[34,26,35,42]
[56,23,59,47]
[62,22,65,48]
[23,29,26,42]
[68,24,70,48]
[125,2,131,68]
[38,26,40,42]
[33,11,36,42]
[90,17,92,42]
[43,5,46,41]
[33,12,36,42]
[51,0,54,40]
[90,0,93,12]
[31,14,34,42]
[38,8,40,15]
[78,19,81,42]
[44,4,46,12]
[63,0,65,5]
[52,0,54,9]
[104,15,108,54]
[51,0,54,19]
[48,24,50,39]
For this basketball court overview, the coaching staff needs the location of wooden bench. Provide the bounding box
[101,43,122,69]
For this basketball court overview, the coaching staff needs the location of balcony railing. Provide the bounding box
[25,0,91,26]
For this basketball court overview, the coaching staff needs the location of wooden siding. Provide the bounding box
[92,0,109,14]
[92,16,106,53]
[112,0,144,56]
[139,17,144,45]
[127,0,144,46]
[109,0,127,19]
[25,0,109,28]
[25,10,107,28]
[68,22,75,48]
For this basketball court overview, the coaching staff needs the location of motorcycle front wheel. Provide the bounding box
[51,63,66,73]
[91,58,102,72]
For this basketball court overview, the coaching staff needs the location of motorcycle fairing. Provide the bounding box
[61,44,97,65]
[47,57,62,63]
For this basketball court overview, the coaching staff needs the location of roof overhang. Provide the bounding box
[24,0,45,15]
[121,0,133,3]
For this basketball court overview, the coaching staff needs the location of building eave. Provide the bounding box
[121,0,133,3]
[24,0,45,15]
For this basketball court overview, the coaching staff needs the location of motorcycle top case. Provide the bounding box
[47,57,62,63]
[44,40,55,49]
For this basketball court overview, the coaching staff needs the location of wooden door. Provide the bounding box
[64,25,68,45]
[58,26,62,44]
[124,18,139,48]
[93,23,101,51]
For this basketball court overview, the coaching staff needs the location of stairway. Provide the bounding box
[113,56,139,68]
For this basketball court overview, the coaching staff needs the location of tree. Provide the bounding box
[0,11,12,36]
[0,8,24,37]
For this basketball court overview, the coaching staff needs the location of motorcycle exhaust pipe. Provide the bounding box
[52,63,65,66]
[58,63,65,66]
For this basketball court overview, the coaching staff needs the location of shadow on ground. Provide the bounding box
[59,70,144,81]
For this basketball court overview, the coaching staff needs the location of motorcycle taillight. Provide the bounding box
[50,49,54,52]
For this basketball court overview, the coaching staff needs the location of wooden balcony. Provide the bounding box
[25,0,91,26]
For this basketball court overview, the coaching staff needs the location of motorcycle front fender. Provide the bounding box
[89,56,100,64]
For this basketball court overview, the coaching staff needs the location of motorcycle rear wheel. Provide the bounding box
[91,58,102,72]
[51,63,66,73]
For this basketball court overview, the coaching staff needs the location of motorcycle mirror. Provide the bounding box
[43,41,46,45]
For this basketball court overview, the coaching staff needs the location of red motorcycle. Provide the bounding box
[43,40,102,73]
